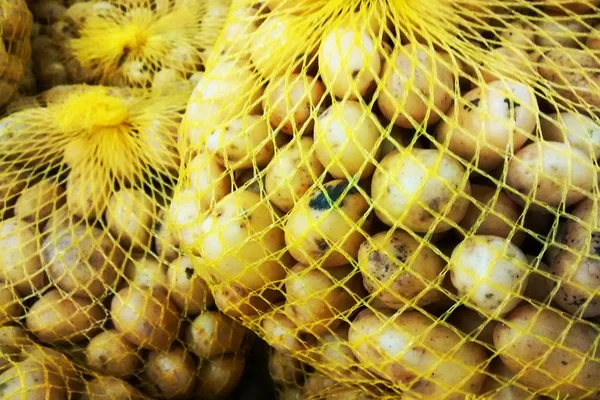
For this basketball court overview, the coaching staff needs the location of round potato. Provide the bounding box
[447,306,496,346]
[451,235,529,317]
[314,100,381,179]
[540,112,600,159]
[0,218,46,295]
[358,230,445,309]
[0,168,25,219]
[319,24,381,99]
[186,311,247,359]
[26,289,105,344]
[494,303,600,398]
[166,255,214,316]
[481,358,543,400]
[221,6,259,54]
[42,222,122,298]
[105,188,156,249]
[124,255,168,293]
[536,17,588,48]
[14,180,65,225]
[0,284,21,326]
[169,187,206,251]
[24,346,83,393]
[261,311,307,354]
[284,264,363,335]
[0,359,67,399]
[212,284,283,318]
[81,376,145,400]
[263,73,325,135]
[111,286,180,351]
[458,184,525,245]
[187,152,232,211]
[154,209,181,262]
[198,189,288,290]
[265,137,325,212]
[371,148,471,233]
[284,180,370,267]
[476,46,537,84]
[303,371,338,397]
[269,349,304,386]
[506,141,595,208]
[280,386,303,400]
[65,169,111,220]
[85,329,141,378]
[194,354,245,400]
[435,80,538,171]
[144,346,196,399]
[0,326,30,373]
[348,309,488,398]
[543,0,599,14]
[378,43,454,128]
[524,255,555,304]
[499,20,536,48]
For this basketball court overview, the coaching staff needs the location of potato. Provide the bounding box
[319,23,381,99]
[85,329,141,378]
[0,359,67,399]
[302,371,338,397]
[186,311,247,359]
[212,284,283,318]
[65,168,111,220]
[105,188,155,249]
[372,149,471,233]
[447,306,496,346]
[544,0,599,14]
[284,264,363,335]
[279,386,303,400]
[458,184,525,244]
[262,311,307,353]
[451,235,529,316]
[540,112,600,159]
[524,255,555,304]
[166,255,213,316]
[152,68,188,92]
[506,141,595,208]
[435,80,538,171]
[0,218,46,295]
[42,222,122,298]
[111,287,180,351]
[154,209,181,262]
[24,346,83,393]
[587,23,600,50]
[169,187,205,250]
[378,43,454,128]
[476,46,537,84]
[198,189,288,290]
[285,179,370,267]
[187,152,232,211]
[124,255,168,292]
[14,180,65,225]
[263,73,325,135]
[481,358,543,399]
[0,284,21,326]
[81,376,144,400]
[536,17,588,48]
[494,303,600,398]
[206,114,276,170]
[314,100,381,179]
[348,309,488,398]
[379,126,424,159]
[357,230,445,309]
[0,326,32,372]
[194,354,245,400]
[221,6,259,54]
[323,387,379,400]
[269,349,304,386]
[144,346,196,399]
[26,289,105,344]
[499,20,536,48]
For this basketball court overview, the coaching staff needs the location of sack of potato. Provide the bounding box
[171,0,600,398]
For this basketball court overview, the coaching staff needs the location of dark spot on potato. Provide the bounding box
[141,321,153,336]
[308,181,358,211]
[463,97,480,111]
[429,198,441,212]
[591,232,600,257]
[485,293,494,299]
[98,354,107,365]
[314,238,329,254]
[351,70,360,78]
[561,360,568,366]
[185,267,194,280]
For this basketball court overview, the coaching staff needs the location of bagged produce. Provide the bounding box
[173,0,600,398]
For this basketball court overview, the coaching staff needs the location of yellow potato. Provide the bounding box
[285,180,370,267]
[494,303,600,398]
[540,112,600,159]
[212,284,283,318]
[543,0,599,14]
[194,354,245,400]
[279,386,303,400]
[111,287,180,351]
[186,311,247,359]
[154,209,181,262]
[81,376,145,400]
[499,20,537,49]
[187,152,232,211]
[481,358,543,400]
[476,46,537,85]
[26,289,105,344]
[167,255,213,315]
[358,230,445,309]
[65,168,111,220]
[85,329,141,378]
[152,68,188,92]
[524,255,555,304]
[169,186,206,251]
[261,311,307,354]
[221,6,259,54]
[0,326,32,373]
[144,346,196,399]
[0,284,21,326]
[14,180,65,225]
[24,346,83,393]
[536,17,588,48]
[447,306,496,346]
[0,359,67,399]
[105,188,156,249]
[124,256,168,293]
[269,349,304,386]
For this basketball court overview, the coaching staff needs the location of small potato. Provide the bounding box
[435,80,538,171]
[302,371,338,397]
[284,180,370,267]
[0,168,25,218]
[284,264,363,335]
[265,137,325,212]
[65,168,111,220]
[0,218,46,296]
[105,188,155,249]
[186,311,247,359]
[14,180,65,225]
[506,141,595,208]
[187,152,232,211]
[314,100,381,179]
[85,329,141,378]
[124,256,168,292]
[348,309,488,398]
[540,112,600,159]
[198,190,288,290]
[451,235,529,317]
[280,386,303,400]
[358,230,445,309]
[212,285,283,318]
[152,68,188,92]
[476,46,537,84]
[458,184,525,245]
[42,222,122,298]
[0,326,32,372]
[447,306,496,346]
[24,346,83,393]
[494,303,600,398]
[221,6,259,54]
[536,17,588,48]
[144,346,196,399]
[499,20,537,49]
[371,149,471,233]
[524,255,555,304]
[194,354,245,400]
[81,376,145,400]
[0,359,67,399]
[481,358,543,400]
[0,284,21,326]
[269,349,304,386]
[154,209,181,262]
[261,311,307,354]
[111,287,180,351]
[26,289,105,344]
[166,255,214,316]
[378,43,454,128]
[263,73,326,135]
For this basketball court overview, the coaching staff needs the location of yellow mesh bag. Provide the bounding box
[173,0,600,398]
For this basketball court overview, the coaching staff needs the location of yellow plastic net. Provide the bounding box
[171,0,600,398]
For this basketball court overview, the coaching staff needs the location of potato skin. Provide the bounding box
[186,310,246,359]
[166,255,214,316]
[481,358,543,400]
[26,289,105,344]
[24,346,83,393]
[105,188,156,249]
[493,303,600,398]
[448,306,496,346]
[194,354,245,400]
[81,376,145,400]
[0,284,21,326]
[144,346,196,399]
[269,349,304,386]
[85,329,141,378]
[212,284,283,318]
[187,152,232,211]
[14,180,65,225]
[0,359,67,400]
[261,311,307,354]
[540,112,600,159]
[358,230,445,309]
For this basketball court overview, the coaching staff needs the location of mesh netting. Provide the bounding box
[171,0,600,399]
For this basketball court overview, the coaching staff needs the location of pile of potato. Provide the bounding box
[171,0,600,398]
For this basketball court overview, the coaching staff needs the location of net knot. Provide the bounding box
[56,89,130,133]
